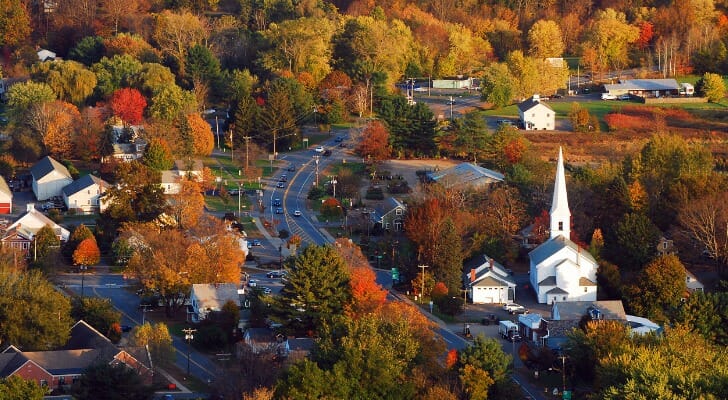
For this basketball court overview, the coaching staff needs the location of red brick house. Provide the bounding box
[0,321,152,392]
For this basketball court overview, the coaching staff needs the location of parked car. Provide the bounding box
[121,325,132,333]
[334,136,344,142]
[601,93,617,100]
[279,175,287,182]
[551,93,563,99]
[262,287,272,294]
[250,239,262,246]
[293,210,302,217]
[287,165,296,172]
[266,271,286,278]
[618,94,631,101]
[314,146,324,153]
[503,303,527,314]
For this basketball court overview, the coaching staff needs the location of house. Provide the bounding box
[161,159,204,195]
[603,79,681,98]
[544,300,627,348]
[463,255,516,304]
[529,148,598,304]
[427,163,504,190]
[656,236,677,257]
[0,320,152,392]
[685,268,704,293]
[62,174,109,214]
[189,283,242,323]
[432,77,477,89]
[626,315,662,336]
[240,328,287,356]
[36,49,57,62]
[0,204,70,254]
[371,197,406,232]
[0,176,11,214]
[31,156,73,201]
[111,139,147,162]
[518,95,555,130]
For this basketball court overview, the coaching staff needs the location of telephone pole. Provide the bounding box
[418,265,429,303]
[243,136,251,170]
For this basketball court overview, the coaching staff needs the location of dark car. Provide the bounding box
[287,165,296,172]
[273,198,282,206]
[275,207,283,214]
[334,136,344,142]
[323,149,332,157]
[121,325,132,333]
[279,175,287,182]
[276,182,285,188]
[266,271,286,278]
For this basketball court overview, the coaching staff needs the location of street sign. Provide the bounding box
[563,390,572,400]
[391,268,399,281]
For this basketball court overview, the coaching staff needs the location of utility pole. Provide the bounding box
[273,129,277,160]
[418,265,429,303]
[229,129,234,161]
[243,136,251,170]
[215,115,219,149]
[560,354,567,395]
[183,328,197,377]
[313,155,320,186]
[140,304,150,325]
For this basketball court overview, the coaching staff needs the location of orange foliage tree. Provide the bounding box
[170,179,205,229]
[73,238,101,266]
[356,120,391,162]
[186,113,214,156]
[348,266,388,317]
[110,88,147,125]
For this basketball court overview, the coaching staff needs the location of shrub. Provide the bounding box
[365,186,384,200]
[307,185,326,200]
[603,113,649,131]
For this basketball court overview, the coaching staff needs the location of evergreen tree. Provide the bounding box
[432,218,464,294]
[71,363,154,400]
[142,138,174,171]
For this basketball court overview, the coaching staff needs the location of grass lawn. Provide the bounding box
[204,194,248,212]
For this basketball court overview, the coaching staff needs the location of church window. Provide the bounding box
[558,221,563,231]
[562,296,566,301]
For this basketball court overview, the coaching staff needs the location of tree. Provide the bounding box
[673,290,728,346]
[257,85,298,153]
[527,20,565,58]
[184,113,214,156]
[152,10,209,73]
[481,63,514,108]
[129,322,176,367]
[450,111,489,162]
[6,82,56,121]
[64,224,95,258]
[71,297,122,342]
[169,179,205,228]
[356,120,390,161]
[347,266,388,317]
[186,44,222,88]
[91,55,143,98]
[0,0,30,47]
[110,88,147,125]
[0,376,45,400]
[71,363,154,400]
[583,9,640,74]
[68,36,106,66]
[457,335,512,397]
[135,63,176,96]
[679,191,728,270]
[565,320,633,383]
[624,254,687,323]
[73,238,101,267]
[32,224,61,269]
[103,161,166,223]
[30,60,98,105]
[104,33,153,58]
[432,218,463,293]
[698,72,726,102]
[460,364,494,400]
[377,96,436,157]
[142,138,174,171]
[149,84,197,122]
[614,213,660,271]
[73,106,104,162]
[99,0,144,35]
[25,100,80,159]
[272,245,351,335]
[0,270,72,350]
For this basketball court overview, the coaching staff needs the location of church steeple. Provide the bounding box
[550,147,570,240]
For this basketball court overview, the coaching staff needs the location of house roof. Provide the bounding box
[579,277,597,286]
[0,176,11,197]
[372,197,405,221]
[288,338,315,353]
[62,175,108,197]
[4,206,70,241]
[427,163,504,188]
[30,156,71,181]
[529,235,596,267]
[173,159,204,172]
[191,283,240,312]
[472,276,510,287]
[21,349,101,375]
[464,254,515,287]
[161,170,180,184]
[550,300,626,321]
[0,352,27,377]
[545,286,568,294]
[518,96,553,112]
[539,276,557,286]
[604,79,679,92]
[244,327,282,347]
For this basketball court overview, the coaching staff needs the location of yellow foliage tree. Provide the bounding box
[186,113,214,156]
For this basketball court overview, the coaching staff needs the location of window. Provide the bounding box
[584,287,587,292]
[546,113,550,117]
[87,190,90,194]
[40,380,47,387]
[558,221,563,231]
[395,208,403,215]
[562,296,566,301]
[59,377,65,385]
[532,113,535,117]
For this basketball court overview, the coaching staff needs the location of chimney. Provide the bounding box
[489,258,494,269]
[26,203,34,213]
[470,269,476,282]
[532,94,540,102]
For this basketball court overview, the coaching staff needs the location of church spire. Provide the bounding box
[550,147,571,240]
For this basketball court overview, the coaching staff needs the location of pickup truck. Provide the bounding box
[503,303,528,314]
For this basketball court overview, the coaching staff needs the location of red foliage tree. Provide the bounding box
[110,88,147,125]
[73,238,101,266]
[318,70,352,100]
[348,266,388,317]
[431,282,449,299]
[357,120,391,162]
[446,349,458,369]
[531,209,550,245]
[636,21,654,50]
[503,137,527,165]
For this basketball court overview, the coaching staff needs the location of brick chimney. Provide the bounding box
[470,269,476,282]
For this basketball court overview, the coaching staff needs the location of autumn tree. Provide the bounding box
[583,8,639,74]
[71,297,122,343]
[184,113,215,156]
[104,33,153,58]
[129,322,175,367]
[73,238,101,267]
[73,107,104,162]
[26,100,80,159]
[0,0,30,47]
[30,60,97,105]
[186,216,244,285]
[432,218,464,293]
[152,10,209,75]
[565,320,633,383]
[481,63,514,108]
[527,20,565,58]
[0,376,45,400]
[356,120,391,161]
[149,84,197,121]
[32,225,61,267]
[457,335,512,397]
[698,72,726,103]
[110,88,147,125]
[91,55,143,98]
[624,254,687,323]
[259,17,334,82]
[319,70,352,101]
[347,266,388,317]
[679,191,728,270]
[6,82,56,121]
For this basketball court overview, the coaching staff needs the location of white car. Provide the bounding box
[293,210,302,217]
[601,93,617,100]
[314,146,324,153]
[503,303,527,314]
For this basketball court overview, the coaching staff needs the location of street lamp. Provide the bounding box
[238,182,243,217]
[313,155,320,186]
[331,176,338,199]
[183,327,196,376]
[79,265,88,297]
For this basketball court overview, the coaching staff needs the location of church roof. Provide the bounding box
[550,147,570,217]
[529,235,596,267]
[579,277,597,286]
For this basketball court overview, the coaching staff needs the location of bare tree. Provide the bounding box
[679,192,728,271]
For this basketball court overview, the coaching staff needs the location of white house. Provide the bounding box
[0,204,70,254]
[518,95,555,130]
[685,269,704,293]
[189,283,242,322]
[463,255,516,304]
[62,175,109,214]
[161,160,204,195]
[0,176,11,214]
[529,148,598,304]
[31,156,73,201]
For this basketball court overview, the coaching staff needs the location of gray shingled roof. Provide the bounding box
[428,163,504,188]
[372,197,405,221]
[551,300,626,321]
[545,287,568,294]
[62,174,108,197]
[30,156,71,181]
[604,79,679,92]
[529,235,596,267]
[518,97,553,112]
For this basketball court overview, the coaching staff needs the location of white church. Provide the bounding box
[529,148,598,304]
